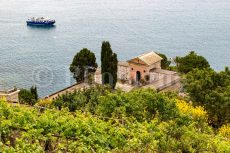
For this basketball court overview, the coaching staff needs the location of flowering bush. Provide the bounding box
[0,88,229,152]
[218,124,230,138]
[176,99,208,121]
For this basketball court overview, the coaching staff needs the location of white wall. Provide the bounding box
[118,65,130,81]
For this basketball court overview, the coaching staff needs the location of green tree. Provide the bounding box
[18,89,36,105]
[18,86,38,105]
[175,51,210,73]
[1,88,230,152]
[184,67,230,127]
[30,86,38,100]
[101,41,118,89]
[70,48,98,82]
[157,53,171,69]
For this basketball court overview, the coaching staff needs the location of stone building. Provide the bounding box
[117,61,130,82]
[0,87,20,102]
[95,51,180,91]
[119,52,163,84]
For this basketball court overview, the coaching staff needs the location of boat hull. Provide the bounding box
[26,21,55,26]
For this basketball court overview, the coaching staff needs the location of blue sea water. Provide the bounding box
[0,0,229,97]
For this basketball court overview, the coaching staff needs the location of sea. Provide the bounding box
[0,0,229,97]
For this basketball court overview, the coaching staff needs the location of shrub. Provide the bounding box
[218,124,230,138]
[0,90,229,152]
[175,51,210,73]
[36,99,53,108]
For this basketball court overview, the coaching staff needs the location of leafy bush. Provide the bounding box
[175,51,210,73]
[0,96,229,152]
[35,99,53,108]
[218,124,230,138]
[176,100,207,122]
[97,89,179,122]
[53,85,111,112]
[184,67,230,127]
[18,89,36,105]
[53,87,179,122]
[156,52,171,69]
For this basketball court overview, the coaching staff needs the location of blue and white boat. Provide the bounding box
[26,17,55,26]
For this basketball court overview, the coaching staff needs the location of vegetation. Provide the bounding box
[0,87,229,152]
[157,52,171,69]
[101,41,118,89]
[184,67,230,127]
[2,49,229,152]
[173,51,230,129]
[52,86,178,122]
[175,51,210,73]
[52,85,112,112]
[30,86,38,101]
[70,48,98,82]
[18,86,38,106]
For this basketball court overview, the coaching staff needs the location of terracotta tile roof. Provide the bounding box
[137,52,163,66]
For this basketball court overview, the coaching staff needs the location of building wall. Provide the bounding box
[0,90,20,102]
[149,71,165,82]
[160,81,181,92]
[150,72,159,82]
[128,60,162,83]
[6,91,20,102]
[95,58,163,85]
[45,82,87,101]
[128,62,149,82]
[117,65,130,81]
[94,73,102,84]
[148,61,161,70]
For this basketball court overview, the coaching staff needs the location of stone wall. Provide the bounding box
[45,82,88,101]
[0,89,20,102]
[117,64,130,81]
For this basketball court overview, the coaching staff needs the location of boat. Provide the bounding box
[26,17,55,26]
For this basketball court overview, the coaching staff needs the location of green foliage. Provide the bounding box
[30,86,38,100]
[53,85,111,112]
[218,124,230,138]
[101,41,118,89]
[96,89,179,122]
[184,67,230,127]
[0,92,229,152]
[53,86,178,122]
[175,51,210,73]
[70,48,98,82]
[156,52,171,69]
[35,99,53,108]
[18,86,38,105]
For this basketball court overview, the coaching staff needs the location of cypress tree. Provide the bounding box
[101,41,118,89]
[30,86,38,100]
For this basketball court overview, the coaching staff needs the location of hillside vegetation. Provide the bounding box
[0,87,229,152]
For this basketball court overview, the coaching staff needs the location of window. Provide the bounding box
[144,70,146,73]
[131,68,133,70]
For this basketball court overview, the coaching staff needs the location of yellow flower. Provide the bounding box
[219,124,230,138]
[176,99,207,121]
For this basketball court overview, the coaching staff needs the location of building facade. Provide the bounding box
[117,51,163,84]
[0,87,20,102]
[95,51,180,91]
[117,61,130,82]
